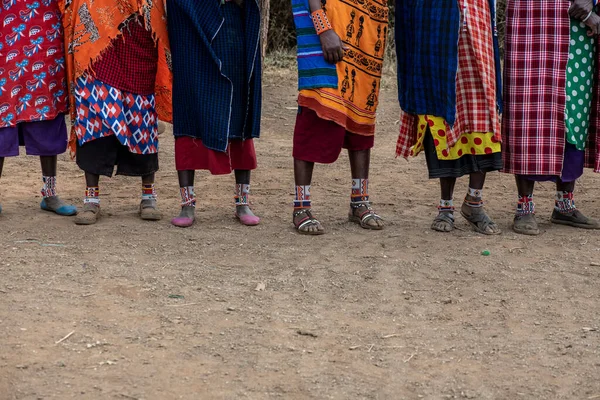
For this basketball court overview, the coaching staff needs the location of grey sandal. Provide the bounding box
[513,213,540,236]
[551,209,600,229]
[461,204,501,235]
[431,212,455,232]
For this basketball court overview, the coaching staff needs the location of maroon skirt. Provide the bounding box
[175,137,257,175]
[293,106,374,164]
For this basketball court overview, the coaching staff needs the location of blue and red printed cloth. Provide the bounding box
[0,0,68,128]
[74,74,159,155]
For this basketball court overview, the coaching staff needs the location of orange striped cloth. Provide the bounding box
[299,0,389,136]
[59,0,172,157]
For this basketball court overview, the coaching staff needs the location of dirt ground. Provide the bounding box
[1,65,600,400]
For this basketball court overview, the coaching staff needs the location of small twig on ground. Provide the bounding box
[55,331,75,345]
[119,394,139,400]
[381,334,400,339]
[587,395,600,400]
[367,344,375,352]
[509,247,524,253]
[300,278,308,292]
[166,303,198,307]
[349,345,362,350]
[81,293,96,298]
[296,329,318,338]
[404,353,415,363]
[590,262,600,267]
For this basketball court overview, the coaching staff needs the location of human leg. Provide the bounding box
[234,169,260,226]
[347,148,384,230]
[171,170,196,228]
[459,172,501,235]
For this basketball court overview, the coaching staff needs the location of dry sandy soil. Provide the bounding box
[1,65,600,400]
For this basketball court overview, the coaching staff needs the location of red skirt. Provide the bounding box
[175,137,257,175]
[293,107,374,164]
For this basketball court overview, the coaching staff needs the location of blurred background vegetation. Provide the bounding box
[263,0,507,59]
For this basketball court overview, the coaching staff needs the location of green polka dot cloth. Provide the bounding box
[565,18,596,151]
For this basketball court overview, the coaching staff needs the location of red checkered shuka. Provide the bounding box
[396,0,499,158]
[91,14,158,95]
[502,0,600,175]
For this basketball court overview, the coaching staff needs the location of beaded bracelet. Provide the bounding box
[311,9,332,35]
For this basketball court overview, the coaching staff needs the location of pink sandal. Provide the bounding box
[171,215,195,228]
[236,212,260,226]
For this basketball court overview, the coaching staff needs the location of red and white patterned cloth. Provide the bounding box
[0,0,68,128]
[396,0,499,158]
[502,1,600,175]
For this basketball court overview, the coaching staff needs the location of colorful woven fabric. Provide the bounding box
[167,0,262,152]
[91,14,159,95]
[60,0,172,156]
[502,1,600,175]
[292,0,337,90]
[396,0,500,159]
[295,0,389,136]
[408,116,500,160]
[74,74,158,155]
[395,0,501,128]
[565,18,596,151]
[0,0,68,128]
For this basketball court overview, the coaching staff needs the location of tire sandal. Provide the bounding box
[460,205,501,235]
[293,209,325,235]
[431,212,455,232]
[349,202,384,230]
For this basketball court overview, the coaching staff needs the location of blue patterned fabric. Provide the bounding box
[167,0,262,152]
[291,0,338,90]
[395,0,502,126]
[74,75,159,155]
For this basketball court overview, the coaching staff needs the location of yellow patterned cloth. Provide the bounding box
[298,0,389,136]
[409,115,501,160]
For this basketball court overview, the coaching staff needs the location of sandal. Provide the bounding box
[293,209,325,235]
[40,196,78,216]
[431,212,454,232]
[551,209,600,229]
[349,201,384,230]
[513,213,540,236]
[74,203,100,225]
[460,202,501,235]
[140,199,162,221]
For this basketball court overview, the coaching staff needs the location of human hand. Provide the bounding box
[570,0,594,20]
[584,12,600,36]
[319,30,348,64]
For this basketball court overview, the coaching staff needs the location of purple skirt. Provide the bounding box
[0,114,68,157]
[519,143,584,183]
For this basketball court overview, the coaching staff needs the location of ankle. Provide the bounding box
[351,178,369,203]
[438,199,455,213]
[142,183,157,201]
[555,191,576,214]
[180,186,196,207]
[41,176,57,198]
[294,184,311,210]
[84,186,100,206]
[516,194,535,216]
